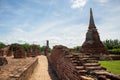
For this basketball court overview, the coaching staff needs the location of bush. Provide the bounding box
[108,49,120,55]
[73,46,81,53]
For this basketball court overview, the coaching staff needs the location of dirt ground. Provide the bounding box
[29,55,59,80]
[0,57,36,80]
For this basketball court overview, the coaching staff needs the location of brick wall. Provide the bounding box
[8,58,38,80]
[18,58,38,80]
[48,45,120,80]
[48,45,93,80]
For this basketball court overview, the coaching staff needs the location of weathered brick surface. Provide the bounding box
[0,46,13,57]
[7,46,13,56]
[44,40,49,56]
[49,45,120,80]
[0,46,12,57]
[13,45,26,58]
[0,56,38,80]
[27,45,40,57]
[0,49,4,56]
[0,56,8,66]
[110,55,120,60]
[49,45,94,80]
[80,8,108,55]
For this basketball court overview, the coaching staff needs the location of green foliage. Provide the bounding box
[103,39,120,55]
[40,46,46,52]
[40,46,51,52]
[103,39,120,50]
[108,49,120,55]
[21,43,30,52]
[10,43,41,53]
[113,44,120,49]
[99,60,120,74]
[0,42,6,49]
[34,44,41,52]
[10,43,20,51]
[73,46,81,53]
[48,47,51,52]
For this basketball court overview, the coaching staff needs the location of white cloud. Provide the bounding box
[94,6,120,41]
[1,0,120,49]
[71,0,87,9]
[98,0,109,3]
[93,0,109,4]
[0,17,82,47]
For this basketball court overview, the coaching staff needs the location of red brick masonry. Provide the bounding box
[49,45,120,80]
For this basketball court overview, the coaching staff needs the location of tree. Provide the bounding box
[0,42,6,49]
[21,43,30,52]
[73,46,81,53]
[103,39,120,50]
[10,43,20,51]
[40,46,51,53]
[103,39,120,55]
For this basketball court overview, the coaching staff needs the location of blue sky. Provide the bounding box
[0,0,120,48]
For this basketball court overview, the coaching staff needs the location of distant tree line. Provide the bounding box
[0,42,6,49]
[103,39,120,49]
[0,42,51,54]
[103,39,120,55]
[72,39,120,54]
[1,39,120,55]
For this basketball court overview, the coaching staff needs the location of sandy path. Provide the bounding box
[29,55,53,80]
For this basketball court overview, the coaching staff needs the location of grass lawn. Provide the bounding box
[99,60,120,75]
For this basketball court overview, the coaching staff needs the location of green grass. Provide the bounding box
[99,60,120,74]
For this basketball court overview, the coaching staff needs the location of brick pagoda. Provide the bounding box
[80,8,108,55]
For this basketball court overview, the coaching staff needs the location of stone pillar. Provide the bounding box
[44,40,49,56]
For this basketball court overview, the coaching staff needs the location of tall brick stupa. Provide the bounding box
[80,8,108,55]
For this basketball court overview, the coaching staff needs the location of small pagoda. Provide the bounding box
[80,8,108,55]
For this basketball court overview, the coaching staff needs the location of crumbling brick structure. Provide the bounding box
[13,45,26,58]
[80,8,108,55]
[49,45,120,80]
[0,56,8,66]
[27,45,40,57]
[0,49,4,56]
[49,45,81,80]
[0,46,13,57]
[7,46,13,56]
[49,45,94,80]
[0,57,38,80]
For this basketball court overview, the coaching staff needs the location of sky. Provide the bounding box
[0,0,120,48]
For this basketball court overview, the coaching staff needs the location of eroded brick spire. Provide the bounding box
[89,8,96,30]
[80,8,108,55]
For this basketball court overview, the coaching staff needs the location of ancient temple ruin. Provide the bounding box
[13,45,26,58]
[49,45,120,80]
[27,45,40,57]
[80,8,108,55]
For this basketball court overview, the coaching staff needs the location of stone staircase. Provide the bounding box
[67,54,120,80]
[49,45,120,80]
